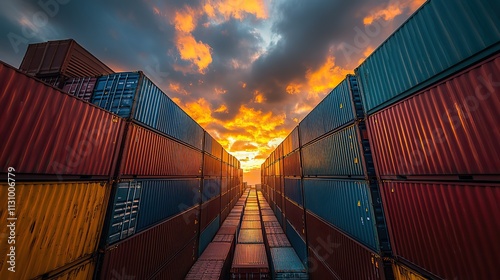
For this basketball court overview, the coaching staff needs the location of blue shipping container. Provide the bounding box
[275,206,284,227]
[303,178,379,252]
[270,247,308,279]
[199,215,221,256]
[202,178,221,202]
[285,220,308,267]
[299,75,360,146]
[301,124,365,178]
[284,178,303,207]
[92,72,204,150]
[355,0,500,113]
[107,181,141,244]
[136,179,201,231]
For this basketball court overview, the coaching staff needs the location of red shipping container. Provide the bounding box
[368,53,500,178]
[283,150,301,177]
[231,244,270,279]
[100,207,199,280]
[284,198,305,240]
[306,211,385,280]
[308,247,339,280]
[204,154,222,176]
[150,237,197,280]
[19,39,114,77]
[380,181,500,279]
[0,61,124,180]
[62,76,97,102]
[118,122,203,178]
[201,197,221,231]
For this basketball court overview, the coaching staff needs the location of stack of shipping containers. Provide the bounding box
[262,0,500,279]
[0,40,243,279]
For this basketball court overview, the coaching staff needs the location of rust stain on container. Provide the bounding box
[0,181,110,279]
[46,259,96,280]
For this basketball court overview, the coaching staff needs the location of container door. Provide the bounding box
[107,181,142,244]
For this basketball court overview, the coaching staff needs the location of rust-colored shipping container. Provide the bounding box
[266,233,291,248]
[283,150,301,177]
[99,207,199,280]
[46,259,96,280]
[392,262,427,280]
[284,198,305,240]
[149,237,197,280]
[306,212,385,280]
[381,181,500,279]
[119,122,203,178]
[308,248,338,280]
[0,62,124,180]
[231,244,270,279]
[0,181,110,279]
[203,154,222,176]
[200,197,221,231]
[19,39,114,78]
[368,53,500,179]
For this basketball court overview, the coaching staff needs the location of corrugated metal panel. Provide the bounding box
[392,263,427,280]
[213,234,235,243]
[136,179,200,232]
[299,76,358,146]
[381,181,500,279]
[231,244,269,277]
[0,62,124,179]
[218,225,237,236]
[368,53,500,177]
[0,181,109,279]
[199,242,232,261]
[204,132,223,160]
[303,178,379,252]
[284,199,305,240]
[241,221,262,229]
[238,229,264,244]
[19,39,114,77]
[119,122,203,177]
[355,0,500,113]
[267,234,291,248]
[199,215,221,256]
[92,72,204,150]
[243,215,261,221]
[262,215,278,222]
[107,181,141,244]
[306,212,385,280]
[150,236,197,280]
[308,248,339,280]
[203,178,221,202]
[302,124,365,178]
[62,76,97,102]
[283,150,301,177]
[203,154,222,176]
[201,197,221,231]
[100,207,198,280]
[284,178,303,206]
[285,220,307,266]
[270,247,308,279]
[185,260,225,280]
[46,259,96,280]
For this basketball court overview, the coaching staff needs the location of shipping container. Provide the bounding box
[243,215,261,221]
[118,122,203,178]
[185,260,225,280]
[270,247,308,279]
[264,226,284,235]
[218,225,238,236]
[99,207,199,280]
[285,221,308,267]
[150,236,197,280]
[62,76,98,102]
[284,199,305,240]
[262,215,278,222]
[19,39,114,77]
[203,154,222,177]
[203,178,221,202]
[201,199,221,232]
[284,178,303,207]
[199,215,221,256]
[355,0,500,113]
[368,53,500,178]
[392,262,428,280]
[231,244,270,279]
[0,62,124,179]
[199,242,232,261]
[0,181,109,279]
[213,234,236,244]
[92,72,204,149]
[307,248,338,280]
[106,181,141,244]
[301,124,365,178]
[266,234,291,248]
[299,75,361,146]
[45,259,96,280]
[204,131,223,160]
[241,221,262,229]
[282,126,300,156]
[306,212,385,280]
[303,178,380,252]
[238,229,264,244]
[283,150,301,177]
[381,181,500,279]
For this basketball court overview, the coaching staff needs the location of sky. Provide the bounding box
[0,0,425,185]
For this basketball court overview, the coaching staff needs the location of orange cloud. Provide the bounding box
[364,0,426,25]
[182,98,215,126]
[203,0,268,22]
[286,82,302,95]
[169,82,189,95]
[253,91,266,103]
[174,9,197,32]
[306,56,351,99]
[214,104,228,113]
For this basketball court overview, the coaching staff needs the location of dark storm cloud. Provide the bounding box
[248,0,400,103]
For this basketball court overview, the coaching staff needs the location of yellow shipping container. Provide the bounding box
[46,259,95,280]
[393,262,429,280]
[0,181,110,279]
